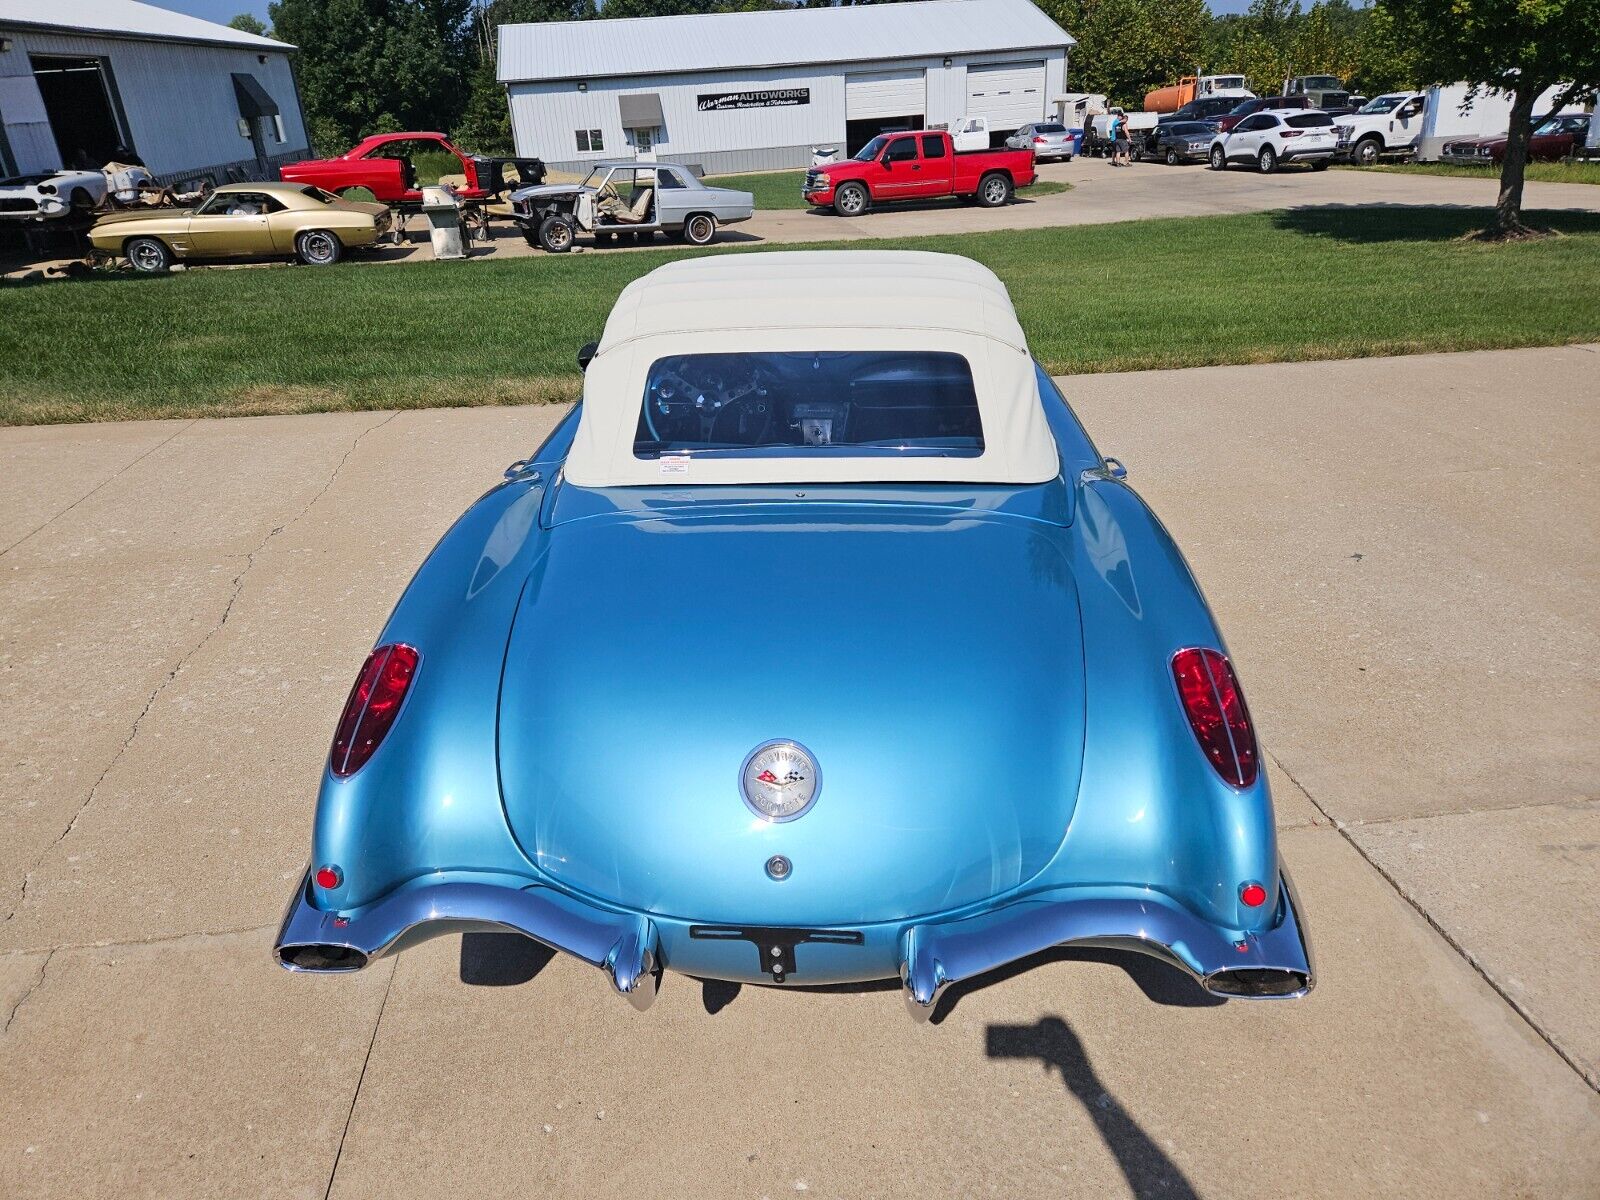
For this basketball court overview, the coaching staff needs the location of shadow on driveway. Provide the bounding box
[988,1015,1201,1200]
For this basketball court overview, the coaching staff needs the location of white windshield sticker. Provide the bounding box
[660,454,690,475]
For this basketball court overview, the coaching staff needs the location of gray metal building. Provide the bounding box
[0,0,308,183]
[499,0,1074,175]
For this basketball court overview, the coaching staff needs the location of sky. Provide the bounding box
[153,0,1265,31]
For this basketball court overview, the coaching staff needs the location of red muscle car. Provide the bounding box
[279,132,544,204]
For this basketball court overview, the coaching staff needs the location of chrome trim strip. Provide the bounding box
[899,868,1313,1021]
[274,870,662,1010]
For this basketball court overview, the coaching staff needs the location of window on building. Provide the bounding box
[272,115,287,144]
[576,128,604,152]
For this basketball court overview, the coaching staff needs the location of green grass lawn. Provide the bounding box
[705,169,1069,210]
[4,206,1599,424]
[1338,160,1600,186]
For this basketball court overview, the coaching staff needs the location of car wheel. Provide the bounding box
[1354,137,1381,166]
[1209,145,1227,170]
[296,229,343,266]
[1257,146,1278,174]
[976,172,1013,208]
[537,214,575,253]
[681,213,717,245]
[833,182,868,217]
[124,236,172,274]
[1166,147,1180,165]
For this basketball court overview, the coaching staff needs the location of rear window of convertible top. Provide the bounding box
[633,350,985,460]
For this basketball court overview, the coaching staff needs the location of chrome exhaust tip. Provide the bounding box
[277,943,369,973]
[1203,967,1311,999]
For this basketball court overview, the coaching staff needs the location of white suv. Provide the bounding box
[1209,110,1338,174]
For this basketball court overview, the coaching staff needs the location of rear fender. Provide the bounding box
[307,414,580,912]
[1042,477,1280,933]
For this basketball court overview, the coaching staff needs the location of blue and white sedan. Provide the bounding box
[275,251,1313,1019]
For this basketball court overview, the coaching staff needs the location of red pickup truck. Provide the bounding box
[803,130,1035,216]
[279,132,544,204]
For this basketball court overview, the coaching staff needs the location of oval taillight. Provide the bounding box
[330,644,419,777]
[1171,647,1258,788]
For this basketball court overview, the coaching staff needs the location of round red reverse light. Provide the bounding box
[1240,882,1268,908]
[314,865,343,890]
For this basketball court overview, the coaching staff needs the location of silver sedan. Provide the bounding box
[1005,123,1075,161]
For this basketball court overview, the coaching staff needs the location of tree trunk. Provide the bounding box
[1493,85,1540,236]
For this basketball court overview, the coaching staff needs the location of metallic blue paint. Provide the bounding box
[278,366,1312,1007]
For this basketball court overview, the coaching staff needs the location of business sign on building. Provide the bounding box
[697,88,811,112]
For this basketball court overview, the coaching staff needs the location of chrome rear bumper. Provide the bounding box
[900,869,1313,1021]
[276,868,1312,1021]
[274,871,661,1010]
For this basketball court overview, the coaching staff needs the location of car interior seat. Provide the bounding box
[626,185,653,222]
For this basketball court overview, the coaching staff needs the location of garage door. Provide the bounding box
[845,69,926,120]
[966,60,1046,128]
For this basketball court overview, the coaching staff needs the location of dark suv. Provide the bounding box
[1215,95,1311,134]
[1158,96,1242,126]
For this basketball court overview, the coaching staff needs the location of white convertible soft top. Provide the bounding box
[562,251,1060,487]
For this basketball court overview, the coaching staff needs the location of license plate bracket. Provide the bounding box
[688,924,864,983]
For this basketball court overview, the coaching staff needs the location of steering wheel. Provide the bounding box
[645,365,768,446]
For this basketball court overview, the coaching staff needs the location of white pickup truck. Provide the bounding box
[1335,83,1580,164]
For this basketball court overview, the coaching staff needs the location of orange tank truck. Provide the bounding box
[1145,77,1198,114]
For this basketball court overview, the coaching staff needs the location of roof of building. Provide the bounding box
[0,0,293,51]
[498,0,1073,85]
[563,251,1059,488]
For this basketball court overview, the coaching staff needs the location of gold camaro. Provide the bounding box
[89,181,391,272]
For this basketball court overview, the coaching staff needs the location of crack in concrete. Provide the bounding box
[1268,748,1599,1095]
[0,420,198,561]
[1,412,400,926]
[0,918,278,960]
[323,965,395,1200]
[1338,794,1600,830]
[2,948,54,1037]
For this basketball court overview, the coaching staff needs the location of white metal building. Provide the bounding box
[0,0,308,183]
[499,0,1074,175]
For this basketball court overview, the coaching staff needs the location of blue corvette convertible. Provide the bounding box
[275,251,1313,1018]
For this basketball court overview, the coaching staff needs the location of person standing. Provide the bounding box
[1112,109,1130,166]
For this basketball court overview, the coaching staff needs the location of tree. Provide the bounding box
[1042,0,1209,108]
[1376,0,1600,237]
[228,13,270,36]
[456,0,596,152]
[269,0,474,151]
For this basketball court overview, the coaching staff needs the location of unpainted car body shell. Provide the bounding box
[0,169,109,220]
[508,162,753,245]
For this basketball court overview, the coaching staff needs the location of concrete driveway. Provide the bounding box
[2,345,1597,1197]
